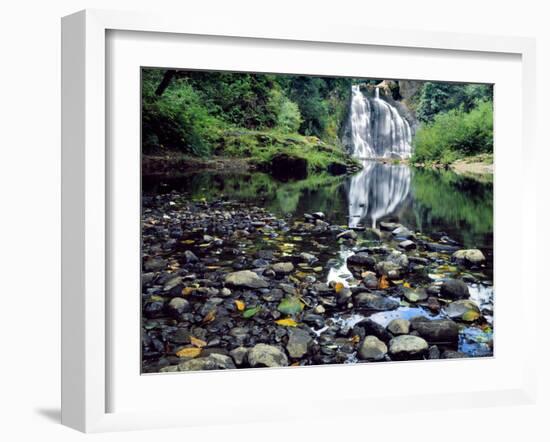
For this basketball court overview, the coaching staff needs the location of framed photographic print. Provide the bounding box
[61,9,537,432]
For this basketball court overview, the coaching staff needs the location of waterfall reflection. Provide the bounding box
[347,161,411,228]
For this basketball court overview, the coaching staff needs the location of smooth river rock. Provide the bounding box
[389,335,428,358]
[177,353,236,371]
[272,262,295,274]
[225,270,269,288]
[445,299,481,322]
[452,249,486,266]
[286,328,312,358]
[387,318,410,335]
[358,335,388,361]
[354,292,400,311]
[440,279,470,300]
[248,344,289,368]
[410,317,459,343]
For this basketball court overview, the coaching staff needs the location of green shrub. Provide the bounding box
[412,100,493,163]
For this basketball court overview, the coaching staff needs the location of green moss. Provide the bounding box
[219,129,358,174]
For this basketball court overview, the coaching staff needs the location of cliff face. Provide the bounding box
[397,80,423,101]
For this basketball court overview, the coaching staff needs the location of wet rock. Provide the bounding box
[143,258,167,272]
[312,212,325,220]
[252,258,270,267]
[403,287,428,303]
[337,229,358,240]
[354,292,399,311]
[387,319,410,335]
[299,252,318,264]
[336,287,353,306]
[225,270,269,289]
[389,335,428,358]
[452,249,486,266]
[380,222,400,231]
[163,276,184,292]
[166,297,191,319]
[178,353,236,371]
[410,317,459,343]
[363,271,379,289]
[272,262,295,274]
[426,296,441,313]
[445,300,481,322]
[358,335,388,361]
[248,344,289,368]
[398,240,416,250]
[428,345,441,359]
[392,226,414,239]
[144,301,165,319]
[440,279,470,300]
[313,305,326,314]
[229,346,249,366]
[347,253,376,269]
[375,250,408,279]
[303,313,325,328]
[286,328,313,358]
[183,250,199,263]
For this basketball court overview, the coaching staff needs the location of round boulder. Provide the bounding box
[248,344,289,368]
[358,335,388,361]
[389,335,428,358]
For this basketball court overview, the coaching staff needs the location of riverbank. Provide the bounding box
[143,130,362,179]
[141,193,493,373]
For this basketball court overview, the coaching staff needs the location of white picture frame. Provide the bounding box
[61,9,537,433]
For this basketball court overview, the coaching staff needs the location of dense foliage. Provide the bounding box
[142,69,351,158]
[415,82,493,123]
[412,100,493,164]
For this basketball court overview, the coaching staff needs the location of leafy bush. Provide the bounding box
[412,100,493,164]
[267,88,302,133]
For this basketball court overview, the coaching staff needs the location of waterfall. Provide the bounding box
[349,85,413,159]
[347,161,411,228]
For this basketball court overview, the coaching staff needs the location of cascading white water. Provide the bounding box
[347,161,411,228]
[349,85,412,159]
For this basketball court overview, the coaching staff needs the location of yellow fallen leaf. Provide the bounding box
[182,287,195,296]
[275,318,298,327]
[190,336,207,348]
[403,281,411,288]
[350,335,361,344]
[181,240,195,245]
[462,310,480,322]
[176,347,202,358]
[334,282,344,293]
[378,275,390,289]
[203,308,217,324]
[235,300,246,311]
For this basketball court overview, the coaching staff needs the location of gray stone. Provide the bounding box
[177,353,236,371]
[225,270,269,288]
[380,222,401,231]
[392,226,414,239]
[163,276,183,292]
[440,279,470,300]
[167,297,191,318]
[387,319,410,335]
[445,299,481,322]
[248,344,289,368]
[358,335,388,361]
[403,287,428,303]
[337,229,358,240]
[229,346,249,366]
[299,252,318,264]
[347,253,376,269]
[354,292,400,311]
[452,249,486,266]
[286,328,312,358]
[398,240,416,250]
[410,317,459,343]
[183,250,199,263]
[389,335,428,358]
[363,271,379,289]
[272,262,295,274]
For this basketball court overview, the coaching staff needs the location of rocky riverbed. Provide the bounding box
[141,192,493,373]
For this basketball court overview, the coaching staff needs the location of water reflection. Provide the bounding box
[346,161,411,228]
